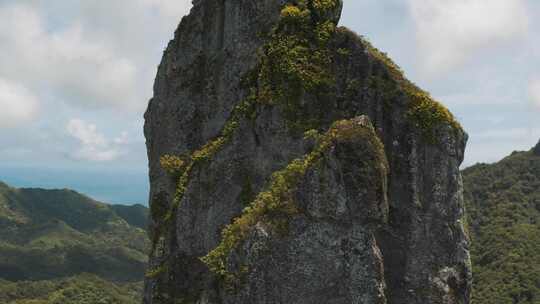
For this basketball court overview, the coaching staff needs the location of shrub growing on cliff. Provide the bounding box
[200,117,385,287]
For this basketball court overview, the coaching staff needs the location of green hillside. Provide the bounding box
[0,182,149,304]
[463,142,540,304]
[111,204,149,230]
[1,138,539,304]
[0,274,143,304]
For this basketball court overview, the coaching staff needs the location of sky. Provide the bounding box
[0,0,539,205]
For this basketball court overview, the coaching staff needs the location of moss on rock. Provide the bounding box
[254,0,340,131]
[344,31,463,142]
[200,116,382,285]
[150,0,346,248]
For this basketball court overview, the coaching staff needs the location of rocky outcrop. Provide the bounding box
[534,139,540,156]
[143,0,471,303]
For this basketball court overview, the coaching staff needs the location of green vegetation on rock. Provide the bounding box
[256,0,339,131]
[148,0,342,276]
[147,97,255,278]
[148,0,466,301]
[149,98,253,246]
[463,148,540,304]
[201,117,385,287]
[355,34,462,142]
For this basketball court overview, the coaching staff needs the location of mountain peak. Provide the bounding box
[143,0,470,302]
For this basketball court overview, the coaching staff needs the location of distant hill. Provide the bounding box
[111,204,149,230]
[0,181,149,304]
[463,142,540,304]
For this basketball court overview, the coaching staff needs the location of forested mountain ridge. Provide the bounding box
[463,140,540,304]
[0,181,149,304]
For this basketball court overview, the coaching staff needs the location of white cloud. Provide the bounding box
[473,127,540,140]
[408,0,529,73]
[464,126,540,166]
[439,81,521,107]
[67,119,128,162]
[529,77,540,110]
[141,0,192,20]
[0,78,39,128]
[0,4,139,110]
[0,0,192,168]
[0,1,192,112]
[114,132,130,145]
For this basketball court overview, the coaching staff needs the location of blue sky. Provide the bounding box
[0,0,539,204]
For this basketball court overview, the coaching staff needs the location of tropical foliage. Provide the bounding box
[0,182,149,304]
[463,149,540,304]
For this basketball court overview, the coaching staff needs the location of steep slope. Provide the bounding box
[463,142,540,304]
[0,181,150,303]
[112,204,150,230]
[144,1,471,303]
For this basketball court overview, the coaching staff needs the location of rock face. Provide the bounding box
[143,1,471,303]
[534,139,540,156]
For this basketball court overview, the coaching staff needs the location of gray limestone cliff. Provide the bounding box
[143,0,472,303]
